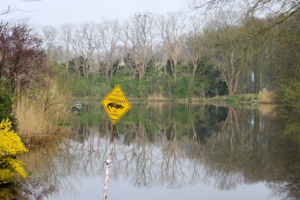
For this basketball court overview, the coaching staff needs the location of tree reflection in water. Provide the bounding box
[13,103,300,200]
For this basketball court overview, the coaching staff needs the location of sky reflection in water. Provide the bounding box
[19,103,300,200]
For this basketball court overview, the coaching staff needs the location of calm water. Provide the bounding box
[17,103,300,200]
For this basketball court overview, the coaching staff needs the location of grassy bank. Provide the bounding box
[83,92,274,103]
[195,92,275,104]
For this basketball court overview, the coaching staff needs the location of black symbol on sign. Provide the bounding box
[107,103,124,112]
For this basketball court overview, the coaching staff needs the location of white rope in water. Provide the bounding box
[103,143,113,200]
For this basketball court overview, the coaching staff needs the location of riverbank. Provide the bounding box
[79,92,275,105]
[197,92,274,104]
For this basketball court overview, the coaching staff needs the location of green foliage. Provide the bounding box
[55,69,112,99]
[276,78,300,108]
[60,55,230,100]
[172,77,189,98]
[0,80,15,127]
[110,75,150,98]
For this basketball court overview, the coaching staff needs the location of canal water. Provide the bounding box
[17,102,300,200]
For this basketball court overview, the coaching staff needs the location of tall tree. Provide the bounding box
[162,13,186,80]
[60,24,74,74]
[190,0,300,41]
[99,19,120,81]
[42,26,58,64]
[183,15,207,79]
[124,12,156,80]
[207,12,247,96]
[73,23,96,79]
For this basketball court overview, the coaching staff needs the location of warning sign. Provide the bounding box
[101,84,131,124]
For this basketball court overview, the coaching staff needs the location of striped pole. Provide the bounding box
[103,125,115,200]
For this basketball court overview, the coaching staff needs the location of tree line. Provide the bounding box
[42,13,232,98]
[37,9,298,104]
[0,0,300,106]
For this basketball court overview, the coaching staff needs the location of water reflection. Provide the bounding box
[12,103,300,200]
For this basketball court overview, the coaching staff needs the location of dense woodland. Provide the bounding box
[1,0,300,107]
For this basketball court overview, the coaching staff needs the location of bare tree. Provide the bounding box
[73,23,96,79]
[71,34,82,76]
[189,0,300,41]
[93,25,103,76]
[161,13,186,80]
[42,26,58,63]
[157,15,171,79]
[208,12,247,96]
[99,19,121,81]
[60,24,74,74]
[183,15,207,79]
[125,12,157,80]
[122,21,142,80]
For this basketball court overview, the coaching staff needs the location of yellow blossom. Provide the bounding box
[0,119,29,183]
[1,158,28,178]
[0,119,28,156]
[0,169,14,183]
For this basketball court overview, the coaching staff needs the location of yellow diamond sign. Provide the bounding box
[101,84,131,124]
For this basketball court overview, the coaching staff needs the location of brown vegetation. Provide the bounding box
[14,82,72,145]
[258,91,275,104]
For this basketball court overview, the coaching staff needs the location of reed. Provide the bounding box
[259,91,275,104]
[147,93,165,100]
[14,82,72,145]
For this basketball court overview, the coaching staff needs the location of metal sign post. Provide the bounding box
[103,124,115,200]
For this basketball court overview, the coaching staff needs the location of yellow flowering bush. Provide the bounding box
[0,119,28,156]
[0,119,29,184]
[1,158,28,178]
[0,169,13,183]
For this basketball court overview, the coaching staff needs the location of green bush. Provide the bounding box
[0,80,16,129]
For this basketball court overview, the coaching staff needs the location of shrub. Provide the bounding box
[0,80,15,126]
[0,119,28,184]
[0,21,50,94]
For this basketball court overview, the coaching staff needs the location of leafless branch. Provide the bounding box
[1,1,41,15]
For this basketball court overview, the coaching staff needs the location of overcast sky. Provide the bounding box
[0,0,190,27]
